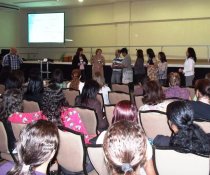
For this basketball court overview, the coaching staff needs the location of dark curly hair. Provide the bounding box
[167,100,210,155]
[0,89,23,120]
[41,84,68,126]
[142,80,165,105]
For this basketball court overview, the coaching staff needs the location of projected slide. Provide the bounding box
[28,13,64,43]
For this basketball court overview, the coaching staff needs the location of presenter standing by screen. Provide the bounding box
[91,49,105,79]
[2,47,23,71]
[72,47,88,81]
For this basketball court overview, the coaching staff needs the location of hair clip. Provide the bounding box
[22,163,30,171]
[121,163,133,173]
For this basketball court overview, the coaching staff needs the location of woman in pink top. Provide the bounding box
[41,84,91,143]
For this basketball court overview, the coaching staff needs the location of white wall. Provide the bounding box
[1,0,210,61]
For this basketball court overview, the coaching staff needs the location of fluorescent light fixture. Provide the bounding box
[78,0,84,2]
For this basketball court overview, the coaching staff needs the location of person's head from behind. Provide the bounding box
[112,100,138,124]
[166,100,193,133]
[8,120,59,174]
[186,47,197,62]
[158,52,167,63]
[146,48,155,59]
[5,73,22,90]
[142,80,165,105]
[169,72,181,87]
[80,79,100,102]
[27,70,43,94]
[12,70,25,86]
[121,48,128,57]
[71,69,81,80]
[103,120,146,175]
[115,49,121,58]
[0,88,23,119]
[42,84,68,125]
[51,69,64,84]
[93,72,105,88]
[136,49,144,60]
[194,79,210,100]
[76,47,83,55]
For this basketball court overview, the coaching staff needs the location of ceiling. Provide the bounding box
[0,0,130,9]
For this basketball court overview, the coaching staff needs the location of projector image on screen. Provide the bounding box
[28,12,64,43]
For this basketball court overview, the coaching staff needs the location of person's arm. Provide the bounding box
[83,54,88,65]
[101,56,105,65]
[144,159,157,175]
[2,55,9,66]
[17,55,23,64]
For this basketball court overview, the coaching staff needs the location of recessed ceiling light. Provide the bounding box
[78,0,84,2]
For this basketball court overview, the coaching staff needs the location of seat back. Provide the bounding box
[97,93,104,110]
[108,91,131,105]
[154,147,209,175]
[134,95,144,109]
[133,85,143,96]
[0,84,5,94]
[104,105,115,126]
[0,121,15,161]
[63,89,80,106]
[194,120,210,133]
[11,123,26,141]
[23,100,40,113]
[87,145,109,175]
[112,84,129,93]
[140,110,171,139]
[72,107,98,135]
[57,127,87,174]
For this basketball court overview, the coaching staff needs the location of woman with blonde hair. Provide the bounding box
[103,120,147,175]
[67,69,84,93]
[164,72,190,100]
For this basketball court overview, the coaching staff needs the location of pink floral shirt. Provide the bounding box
[8,108,92,144]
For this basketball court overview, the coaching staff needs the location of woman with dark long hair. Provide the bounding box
[134,49,145,84]
[146,48,158,81]
[72,47,88,81]
[75,79,108,132]
[157,51,167,86]
[154,100,210,155]
[179,47,197,87]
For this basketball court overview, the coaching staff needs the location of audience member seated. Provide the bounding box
[67,69,84,93]
[93,72,111,105]
[24,69,44,108]
[50,69,66,88]
[154,101,210,155]
[5,73,22,90]
[189,79,210,121]
[164,72,190,100]
[41,84,92,143]
[0,89,23,152]
[0,120,59,175]
[103,120,148,175]
[75,80,109,132]
[140,80,173,112]
[97,100,156,175]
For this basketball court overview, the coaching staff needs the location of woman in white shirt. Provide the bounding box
[179,47,197,87]
[93,72,111,105]
[67,69,84,93]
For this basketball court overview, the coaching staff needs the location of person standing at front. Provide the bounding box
[179,47,196,87]
[91,48,105,79]
[121,48,133,84]
[111,49,123,84]
[2,47,23,71]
